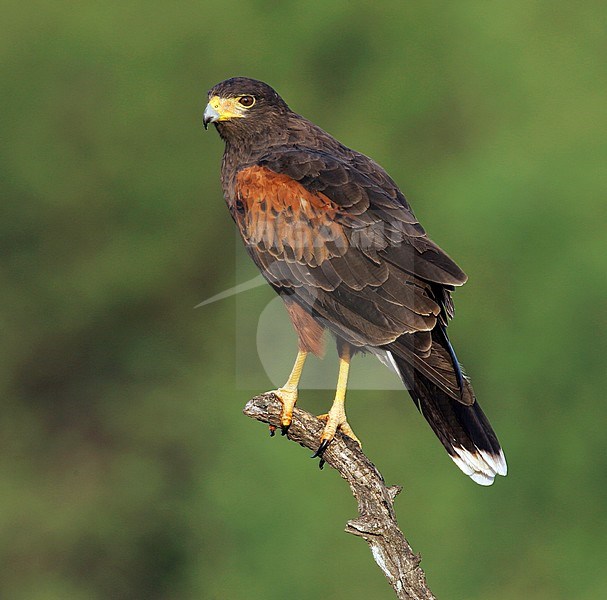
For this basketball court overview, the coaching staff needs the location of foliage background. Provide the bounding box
[2,1,606,598]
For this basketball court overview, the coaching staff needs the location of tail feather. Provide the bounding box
[388,350,507,485]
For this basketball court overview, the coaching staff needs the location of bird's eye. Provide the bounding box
[238,95,255,108]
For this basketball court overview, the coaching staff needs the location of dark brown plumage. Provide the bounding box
[204,77,506,484]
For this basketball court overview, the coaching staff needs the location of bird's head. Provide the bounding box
[203,77,290,139]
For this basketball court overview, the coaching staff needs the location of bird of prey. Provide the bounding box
[203,77,507,485]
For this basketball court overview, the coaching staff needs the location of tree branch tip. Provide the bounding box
[243,393,280,419]
[387,485,403,501]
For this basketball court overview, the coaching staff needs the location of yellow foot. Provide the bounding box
[316,407,362,449]
[269,387,298,430]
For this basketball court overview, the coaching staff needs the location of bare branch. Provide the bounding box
[243,393,437,600]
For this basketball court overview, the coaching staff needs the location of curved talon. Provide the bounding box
[269,425,276,437]
[311,438,331,459]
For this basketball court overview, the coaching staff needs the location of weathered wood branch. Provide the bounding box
[243,393,436,600]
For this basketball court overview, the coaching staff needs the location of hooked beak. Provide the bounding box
[203,103,220,130]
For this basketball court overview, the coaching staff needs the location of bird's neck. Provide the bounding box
[218,120,291,195]
[219,121,285,154]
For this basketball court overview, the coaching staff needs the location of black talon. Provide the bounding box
[280,425,289,436]
[269,425,276,437]
[311,438,330,459]
[318,458,326,470]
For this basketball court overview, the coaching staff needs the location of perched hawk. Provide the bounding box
[204,77,506,485]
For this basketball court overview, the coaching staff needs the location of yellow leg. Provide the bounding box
[315,345,361,454]
[270,349,308,429]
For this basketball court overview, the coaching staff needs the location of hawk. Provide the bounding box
[203,77,506,485]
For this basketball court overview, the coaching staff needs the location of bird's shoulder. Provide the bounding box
[239,136,419,225]
[231,117,467,288]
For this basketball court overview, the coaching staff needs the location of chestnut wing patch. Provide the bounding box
[235,165,347,267]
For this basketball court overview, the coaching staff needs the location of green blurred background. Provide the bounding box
[2,1,606,598]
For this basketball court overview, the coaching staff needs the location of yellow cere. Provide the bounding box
[207,95,245,121]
